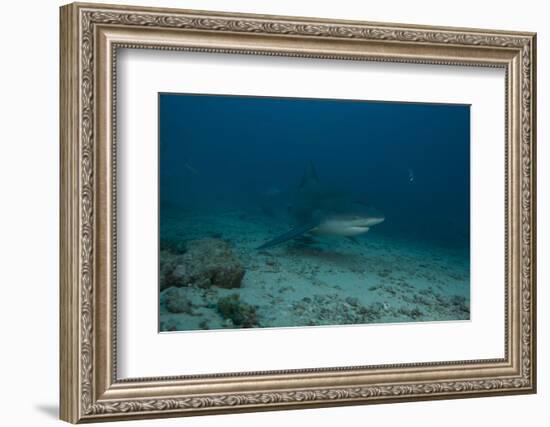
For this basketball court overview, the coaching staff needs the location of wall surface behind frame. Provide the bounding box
[0,0,545,426]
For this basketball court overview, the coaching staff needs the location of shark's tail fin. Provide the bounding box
[299,161,320,189]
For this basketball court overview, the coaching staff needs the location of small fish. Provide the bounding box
[184,162,198,175]
[408,168,414,183]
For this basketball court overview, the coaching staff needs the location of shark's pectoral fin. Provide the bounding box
[256,221,320,250]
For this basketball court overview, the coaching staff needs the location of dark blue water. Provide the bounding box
[159,93,470,250]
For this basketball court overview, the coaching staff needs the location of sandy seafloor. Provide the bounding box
[159,208,470,332]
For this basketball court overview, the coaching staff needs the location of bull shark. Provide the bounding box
[256,163,384,250]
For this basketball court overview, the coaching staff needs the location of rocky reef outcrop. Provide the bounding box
[216,294,259,328]
[162,288,194,314]
[160,238,245,290]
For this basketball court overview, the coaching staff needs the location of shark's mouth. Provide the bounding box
[347,218,383,228]
[312,220,372,237]
[347,226,370,233]
[343,222,369,229]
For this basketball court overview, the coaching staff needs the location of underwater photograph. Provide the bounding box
[158,93,470,332]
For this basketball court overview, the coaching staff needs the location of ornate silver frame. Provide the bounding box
[60,2,537,423]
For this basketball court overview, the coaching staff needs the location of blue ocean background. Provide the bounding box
[160,93,470,250]
[158,93,470,332]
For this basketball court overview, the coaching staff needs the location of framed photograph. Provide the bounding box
[60,2,537,423]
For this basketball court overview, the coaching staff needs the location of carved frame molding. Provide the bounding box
[60,2,536,423]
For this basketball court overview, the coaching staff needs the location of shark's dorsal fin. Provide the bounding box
[299,161,320,189]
